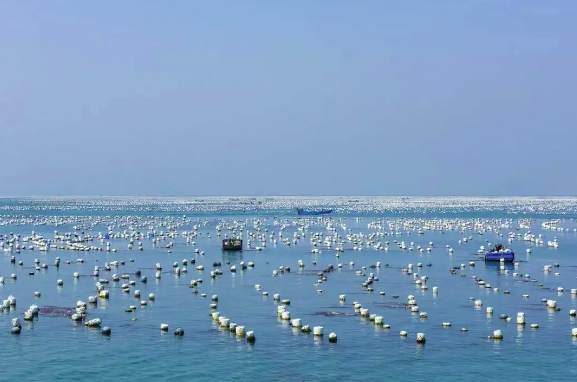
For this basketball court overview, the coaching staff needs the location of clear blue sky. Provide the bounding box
[1,0,576,196]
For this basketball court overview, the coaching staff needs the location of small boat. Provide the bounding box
[484,244,514,262]
[296,208,333,216]
[222,239,242,251]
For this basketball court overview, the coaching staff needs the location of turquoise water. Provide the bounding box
[1,198,577,381]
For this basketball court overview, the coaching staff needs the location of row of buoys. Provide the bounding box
[248,282,338,343]
[210,310,255,342]
[3,214,577,351]
[353,302,391,329]
[276,303,336,341]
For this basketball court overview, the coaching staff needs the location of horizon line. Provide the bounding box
[1,195,577,199]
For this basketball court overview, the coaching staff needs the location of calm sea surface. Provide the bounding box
[1,198,577,381]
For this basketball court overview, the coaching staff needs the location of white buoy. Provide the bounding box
[313,326,324,336]
[328,332,337,343]
[400,330,408,337]
[85,318,102,328]
[572,328,577,337]
[492,329,503,340]
[160,323,169,331]
[219,317,230,328]
[416,332,426,344]
[546,299,557,309]
[246,330,255,343]
[516,312,526,325]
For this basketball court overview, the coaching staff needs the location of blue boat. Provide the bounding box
[296,208,333,216]
[484,244,514,262]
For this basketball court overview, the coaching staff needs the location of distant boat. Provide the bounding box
[296,208,333,216]
[222,239,242,251]
[484,244,514,262]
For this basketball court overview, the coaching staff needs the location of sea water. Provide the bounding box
[1,197,577,381]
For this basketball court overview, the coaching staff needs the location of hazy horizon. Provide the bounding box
[2,1,576,196]
[2,194,577,199]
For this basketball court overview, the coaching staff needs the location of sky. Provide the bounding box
[1,0,576,196]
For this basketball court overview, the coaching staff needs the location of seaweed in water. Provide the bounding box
[309,311,356,317]
[39,306,75,317]
[320,305,349,310]
[372,302,407,309]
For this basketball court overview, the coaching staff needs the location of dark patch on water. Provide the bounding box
[372,302,407,309]
[116,322,137,328]
[290,271,322,276]
[308,311,356,317]
[39,306,74,317]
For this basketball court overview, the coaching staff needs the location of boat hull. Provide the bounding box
[222,239,243,251]
[484,251,514,262]
[296,208,333,216]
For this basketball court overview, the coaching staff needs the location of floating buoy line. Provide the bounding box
[1,203,577,349]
